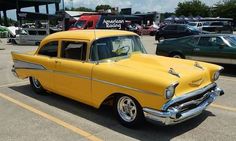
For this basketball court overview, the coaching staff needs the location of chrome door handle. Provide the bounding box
[193,48,200,51]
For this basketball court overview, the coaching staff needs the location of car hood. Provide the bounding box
[114,53,211,97]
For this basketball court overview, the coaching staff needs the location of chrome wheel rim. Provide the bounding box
[173,55,182,58]
[117,96,137,122]
[32,77,41,89]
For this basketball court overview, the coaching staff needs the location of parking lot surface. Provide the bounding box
[0,37,236,141]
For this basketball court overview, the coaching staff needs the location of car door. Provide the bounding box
[218,36,236,64]
[177,25,188,37]
[36,41,59,91]
[190,36,228,63]
[162,25,177,39]
[53,40,94,105]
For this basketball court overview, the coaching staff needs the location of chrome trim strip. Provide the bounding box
[13,59,160,96]
[186,56,236,65]
[92,78,161,96]
[162,83,217,110]
[14,60,46,70]
[53,70,91,80]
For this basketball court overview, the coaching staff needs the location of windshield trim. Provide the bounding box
[89,35,147,63]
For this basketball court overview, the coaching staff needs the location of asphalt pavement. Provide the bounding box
[0,37,236,141]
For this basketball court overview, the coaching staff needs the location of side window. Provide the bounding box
[177,25,186,32]
[164,25,176,31]
[187,37,199,45]
[198,37,223,47]
[61,41,87,61]
[87,21,93,28]
[38,41,58,57]
[211,37,224,46]
[198,37,212,47]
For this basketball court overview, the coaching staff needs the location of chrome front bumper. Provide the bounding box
[143,85,224,125]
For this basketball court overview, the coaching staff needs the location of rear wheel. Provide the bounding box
[114,95,144,128]
[170,53,185,59]
[29,77,45,94]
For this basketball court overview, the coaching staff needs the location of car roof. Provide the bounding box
[41,30,137,44]
[193,34,235,38]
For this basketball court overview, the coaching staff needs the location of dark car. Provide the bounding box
[155,24,202,41]
[156,34,236,64]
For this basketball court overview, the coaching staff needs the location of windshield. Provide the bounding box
[188,23,197,26]
[187,25,199,32]
[91,36,147,61]
[74,20,86,28]
[224,36,236,47]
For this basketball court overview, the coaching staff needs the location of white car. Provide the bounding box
[188,22,203,31]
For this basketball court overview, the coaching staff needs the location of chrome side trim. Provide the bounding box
[186,56,236,65]
[162,83,216,110]
[53,70,91,80]
[92,78,161,96]
[14,60,46,70]
[13,59,160,96]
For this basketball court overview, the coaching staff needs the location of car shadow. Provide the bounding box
[10,85,215,141]
[219,64,236,77]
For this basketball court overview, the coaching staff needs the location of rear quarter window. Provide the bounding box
[38,41,58,57]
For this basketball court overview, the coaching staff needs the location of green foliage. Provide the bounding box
[213,0,236,21]
[0,18,16,26]
[175,0,210,17]
[95,4,112,12]
[65,7,94,12]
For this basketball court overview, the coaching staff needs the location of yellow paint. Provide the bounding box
[11,30,223,110]
[0,92,102,141]
[211,104,236,112]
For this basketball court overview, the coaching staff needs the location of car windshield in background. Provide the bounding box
[74,20,86,28]
[224,36,236,47]
[187,25,199,32]
[188,23,197,26]
[91,36,147,61]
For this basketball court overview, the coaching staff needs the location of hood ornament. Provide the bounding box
[168,68,180,78]
[194,62,204,70]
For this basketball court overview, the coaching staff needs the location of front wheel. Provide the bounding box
[29,77,45,94]
[114,95,144,128]
[170,53,185,59]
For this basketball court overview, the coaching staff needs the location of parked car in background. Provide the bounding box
[156,34,236,64]
[155,24,203,41]
[200,18,233,34]
[11,30,224,127]
[139,25,158,36]
[187,22,203,31]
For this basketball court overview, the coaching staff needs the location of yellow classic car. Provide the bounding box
[11,30,224,127]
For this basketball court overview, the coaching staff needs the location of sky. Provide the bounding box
[3,0,221,20]
[64,0,221,13]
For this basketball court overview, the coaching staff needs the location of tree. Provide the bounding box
[95,4,112,12]
[212,0,236,21]
[65,7,94,12]
[175,0,210,17]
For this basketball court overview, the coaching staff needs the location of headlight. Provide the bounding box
[212,68,224,81]
[165,83,179,99]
